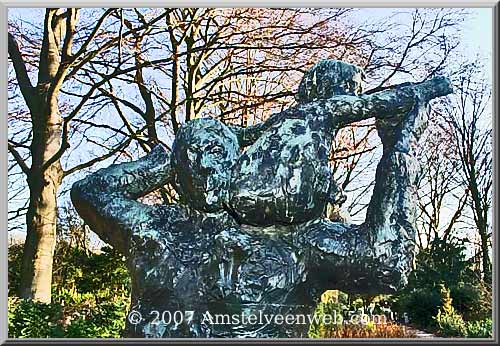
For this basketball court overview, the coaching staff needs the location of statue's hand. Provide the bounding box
[432,75,453,95]
[416,76,453,102]
[376,79,448,151]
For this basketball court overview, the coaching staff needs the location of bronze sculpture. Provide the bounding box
[71,60,453,337]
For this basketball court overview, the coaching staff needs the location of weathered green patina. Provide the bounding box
[71,60,452,338]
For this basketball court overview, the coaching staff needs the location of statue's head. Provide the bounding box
[172,118,239,213]
[296,60,365,103]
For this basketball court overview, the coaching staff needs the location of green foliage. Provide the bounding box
[64,300,129,338]
[394,288,442,327]
[320,322,416,338]
[8,239,130,338]
[407,237,477,291]
[434,311,467,337]
[460,281,492,321]
[465,318,492,338]
[8,297,65,338]
[8,210,492,339]
[349,297,364,311]
[369,294,393,315]
[308,290,355,338]
[308,300,345,338]
[433,285,466,337]
[396,237,489,328]
[450,283,482,321]
[309,291,415,338]
[395,284,490,330]
[8,243,24,296]
[52,243,130,298]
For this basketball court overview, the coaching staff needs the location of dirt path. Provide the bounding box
[405,325,441,338]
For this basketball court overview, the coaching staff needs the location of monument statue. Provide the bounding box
[71,60,453,338]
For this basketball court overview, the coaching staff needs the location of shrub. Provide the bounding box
[433,285,466,337]
[53,245,130,338]
[408,238,477,290]
[64,300,128,338]
[308,300,345,338]
[466,319,492,338]
[395,288,442,327]
[458,282,492,321]
[8,240,131,338]
[370,294,394,316]
[309,292,416,338]
[434,310,467,337]
[8,297,65,338]
[321,322,416,338]
[8,243,23,296]
[8,295,128,338]
[450,283,481,321]
[396,237,490,329]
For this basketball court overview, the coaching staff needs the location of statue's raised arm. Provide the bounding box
[294,60,452,128]
[70,59,454,338]
[70,145,173,254]
[325,76,452,129]
[228,60,452,226]
[227,111,287,148]
[293,61,453,294]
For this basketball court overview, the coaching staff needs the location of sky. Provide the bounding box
[449,8,492,81]
[354,7,493,80]
[7,7,495,247]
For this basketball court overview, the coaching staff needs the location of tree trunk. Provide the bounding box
[479,228,491,282]
[19,97,63,303]
[20,169,61,303]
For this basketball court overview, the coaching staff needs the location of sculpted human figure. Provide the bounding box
[71,60,452,338]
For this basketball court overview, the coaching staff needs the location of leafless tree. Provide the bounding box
[331,8,467,220]
[8,8,171,302]
[7,7,473,302]
[414,112,468,250]
[443,65,493,281]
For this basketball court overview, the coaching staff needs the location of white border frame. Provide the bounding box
[1,1,498,344]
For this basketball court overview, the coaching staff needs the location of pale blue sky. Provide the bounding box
[8,7,493,81]
[353,8,493,80]
[7,7,495,243]
[453,8,492,80]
